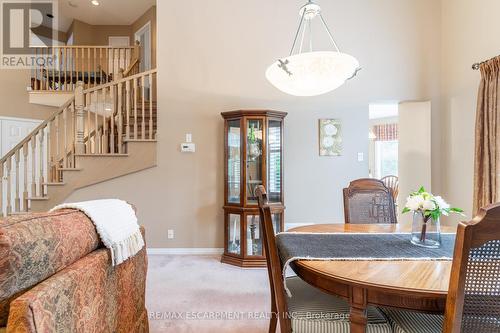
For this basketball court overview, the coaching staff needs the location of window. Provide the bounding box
[371,123,398,178]
[375,140,398,178]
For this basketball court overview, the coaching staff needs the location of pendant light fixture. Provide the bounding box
[266,0,360,97]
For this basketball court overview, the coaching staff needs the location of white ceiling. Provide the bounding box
[57,0,155,32]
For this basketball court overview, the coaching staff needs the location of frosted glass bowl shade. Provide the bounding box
[265,51,359,96]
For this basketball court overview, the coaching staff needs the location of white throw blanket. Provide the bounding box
[51,199,144,266]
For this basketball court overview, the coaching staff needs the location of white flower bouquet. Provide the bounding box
[402,187,464,219]
[403,187,464,245]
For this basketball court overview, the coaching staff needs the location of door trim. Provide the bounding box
[108,36,130,47]
[134,21,151,70]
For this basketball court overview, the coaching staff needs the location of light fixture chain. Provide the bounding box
[308,19,313,52]
[289,9,307,56]
[319,13,340,52]
[298,15,308,54]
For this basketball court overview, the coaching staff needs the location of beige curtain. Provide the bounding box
[473,56,500,213]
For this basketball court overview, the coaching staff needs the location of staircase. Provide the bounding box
[1,66,158,216]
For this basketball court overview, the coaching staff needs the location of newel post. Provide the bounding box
[116,68,124,81]
[134,40,141,60]
[74,81,85,154]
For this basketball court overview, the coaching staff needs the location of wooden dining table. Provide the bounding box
[288,223,455,333]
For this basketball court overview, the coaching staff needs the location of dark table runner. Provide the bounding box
[276,232,455,296]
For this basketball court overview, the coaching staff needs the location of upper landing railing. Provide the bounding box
[29,42,141,91]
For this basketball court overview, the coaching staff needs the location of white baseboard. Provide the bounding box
[147,225,325,256]
[147,224,328,255]
[147,247,224,255]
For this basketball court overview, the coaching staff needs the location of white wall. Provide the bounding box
[68,0,442,247]
[441,0,500,223]
[398,101,432,225]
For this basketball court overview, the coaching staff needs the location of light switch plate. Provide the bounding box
[357,152,364,161]
[167,229,174,239]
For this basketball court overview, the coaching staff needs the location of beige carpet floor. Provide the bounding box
[146,255,271,333]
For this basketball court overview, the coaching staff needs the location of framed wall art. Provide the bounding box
[319,119,342,156]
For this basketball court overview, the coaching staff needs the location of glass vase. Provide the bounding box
[411,211,441,248]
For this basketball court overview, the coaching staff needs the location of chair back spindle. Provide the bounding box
[381,175,399,202]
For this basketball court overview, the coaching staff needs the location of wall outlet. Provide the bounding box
[167,229,174,239]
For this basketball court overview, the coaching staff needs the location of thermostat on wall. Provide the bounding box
[181,133,195,152]
[181,143,196,153]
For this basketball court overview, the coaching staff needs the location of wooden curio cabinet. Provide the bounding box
[221,110,287,267]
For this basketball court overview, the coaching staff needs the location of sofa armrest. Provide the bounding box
[7,229,148,333]
[0,210,101,326]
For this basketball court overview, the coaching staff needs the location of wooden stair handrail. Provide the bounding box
[81,68,157,155]
[82,69,157,94]
[0,97,75,165]
[9,69,157,165]
[122,58,140,77]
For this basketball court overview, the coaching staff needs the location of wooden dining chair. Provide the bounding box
[343,178,397,224]
[381,175,399,202]
[381,202,500,333]
[255,185,393,333]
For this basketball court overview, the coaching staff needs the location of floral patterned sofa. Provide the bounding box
[0,209,148,333]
